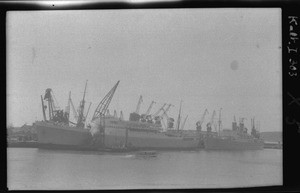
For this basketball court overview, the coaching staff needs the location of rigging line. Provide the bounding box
[51,91,60,110]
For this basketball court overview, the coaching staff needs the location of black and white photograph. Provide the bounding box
[7,8,282,190]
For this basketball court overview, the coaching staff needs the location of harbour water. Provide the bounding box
[7,148,282,190]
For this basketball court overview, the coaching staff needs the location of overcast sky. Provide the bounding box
[7,8,281,132]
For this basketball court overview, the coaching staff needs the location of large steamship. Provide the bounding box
[204,117,264,150]
[90,89,202,150]
[35,81,92,149]
[90,111,201,150]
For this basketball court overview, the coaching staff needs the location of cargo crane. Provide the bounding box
[160,104,174,129]
[232,115,238,131]
[141,101,156,123]
[145,101,156,115]
[238,117,247,133]
[152,103,167,117]
[213,118,218,132]
[196,109,209,132]
[206,110,216,132]
[152,103,167,125]
[41,95,47,121]
[91,81,120,147]
[42,88,68,124]
[239,117,247,123]
[135,95,143,114]
[162,104,174,116]
[129,95,143,121]
[43,88,57,120]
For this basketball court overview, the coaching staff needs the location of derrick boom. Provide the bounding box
[135,95,143,114]
[92,81,120,121]
[145,101,156,115]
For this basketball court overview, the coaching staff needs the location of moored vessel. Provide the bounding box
[91,116,201,150]
[90,98,202,150]
[204,117,264,150]
[35,81,92,149]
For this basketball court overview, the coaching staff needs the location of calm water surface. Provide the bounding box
[7,148,282,190]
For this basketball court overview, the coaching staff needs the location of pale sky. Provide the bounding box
[7,8,282,132]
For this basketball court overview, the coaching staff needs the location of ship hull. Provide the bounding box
[35,118,202,151]
[35,121,92,149]
[102,126,200,150]
[204,137,264,150]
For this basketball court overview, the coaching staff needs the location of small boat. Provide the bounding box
[135,150,158,157]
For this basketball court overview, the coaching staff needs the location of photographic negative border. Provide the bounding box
[1,0,299,192]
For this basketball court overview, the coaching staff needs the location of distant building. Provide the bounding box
[7,124,37,142]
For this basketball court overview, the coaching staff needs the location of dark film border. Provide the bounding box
[1,0,300,192]
[282,2,300,190]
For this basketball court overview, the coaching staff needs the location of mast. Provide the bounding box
[114,110,118,118]
[84,102,92,122]
[180,115,188,130]
[176,100,182,131]
[120,111,124,120]
[49,94,52,120]
[69,93,78,121]
[65,91,71,123]
[218,108,222,135]
[76,80,88,128]
[44,88,54,120]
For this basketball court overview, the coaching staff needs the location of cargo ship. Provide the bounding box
[90,92,202,150]
[35,81,92,149]
[203,117,264,150]
[90,115,201,150]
